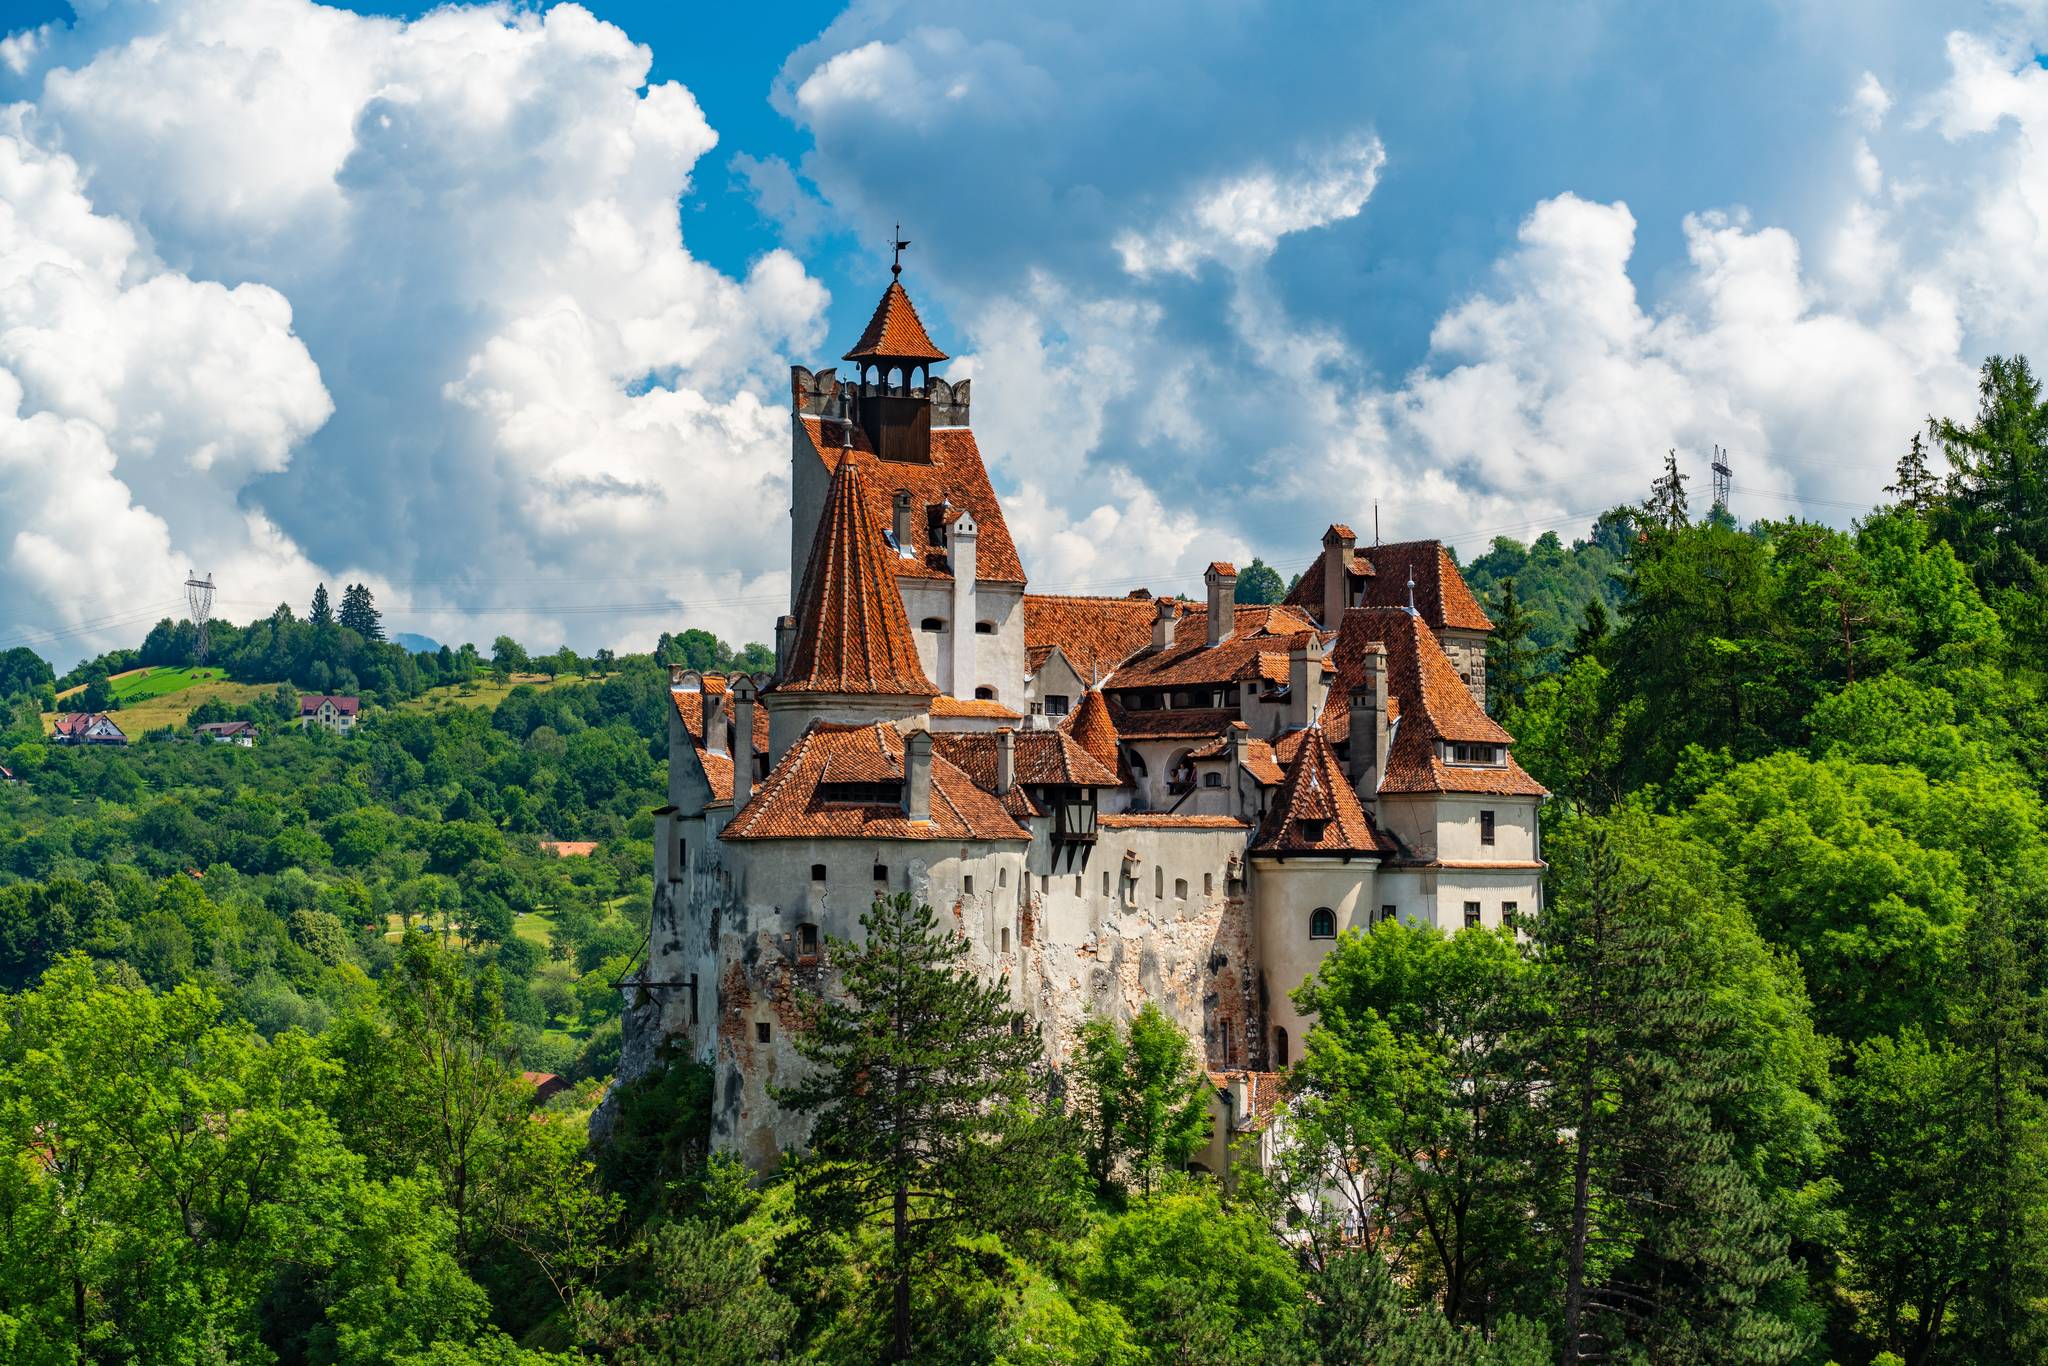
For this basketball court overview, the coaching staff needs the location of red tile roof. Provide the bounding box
[778,460,939,697]
[298,694,360,716]
[1098,813,1249,830]
[1187,727,1287,785]
[1287,538,1493,632]
[929,696,1023,720]
[1024,593,1162,680]
[843,279,948,362]
[51,712,125,738]
[1253,725,1394,855]
[672,683,771,753]
[800,419,1026,584]
[933,728,1120,790]
[1321,609,1545,797]
[1104,704,1241,741]
[723,722,1027,842]
[1064,689,1122,770]
[1109,604,1324,691]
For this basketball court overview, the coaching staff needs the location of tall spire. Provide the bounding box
[844,279,948,363]
[779,459,938,697]
[1253,725,1387,854]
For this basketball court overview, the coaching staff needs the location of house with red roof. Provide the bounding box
[50,712,127,746]
[614,262,1545,1177]
[297,695,360,734]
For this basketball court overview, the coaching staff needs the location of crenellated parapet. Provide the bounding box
[790,364,970,428]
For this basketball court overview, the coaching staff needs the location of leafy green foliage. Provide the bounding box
[1072,1002,1212,1198]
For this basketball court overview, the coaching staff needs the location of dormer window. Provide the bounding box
[1447,742,1505,766]
[1298,819,1328,842]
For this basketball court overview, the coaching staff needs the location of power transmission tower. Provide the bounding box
[1710,444,1732,515]
[185,571,215,665]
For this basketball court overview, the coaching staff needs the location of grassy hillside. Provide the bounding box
[398,671,611,714]
[42,671,275,736]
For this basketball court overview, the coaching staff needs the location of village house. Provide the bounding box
[612,265,1546,1174]
[195,720,258,746]
[50,712,127,746]
[297,694,360,734]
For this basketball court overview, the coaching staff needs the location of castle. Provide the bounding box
[614,267,1547,1171]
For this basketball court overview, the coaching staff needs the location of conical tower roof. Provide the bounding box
[1253,725,1389,854]
[779,460,938,696]
[1064,687,1121,771]
[843,279,948,363]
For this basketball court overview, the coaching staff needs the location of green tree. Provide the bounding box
[1484,577,1538,718]
[1537,820,1819,1365]
[1072,1003,1212,1198]
[1290,918,1539,1323]
[1303,1252,1549,1366]
[311,582,336,627]
[1234,557,1286,606]
[776,892,1077,1362]
[1643,448,1691,531]
[491,636,529,674]
[339,584,385,641]
[1887,431,1939,512]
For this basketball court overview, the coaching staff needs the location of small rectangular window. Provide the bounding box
[964,875,976,896]
[798,923,819,959]
[1204,873,1213,895]
[1103,871,1111,896]
[1480,811,1496,845]
[1380,904,1397,925]
[755,1021,771,1044]
[1154,867,1164,899]
[873,863,888,883]
[1000,927,1010,953]
[1463,901,1482,929]
[1174,877,1188,900]
[810,863,827,882]
[1503,901,1520,929]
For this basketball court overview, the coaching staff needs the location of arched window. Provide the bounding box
[920,617,945,632]
[975,620,996,635]
[1309,907,1337,939]
[974,686,997,700]
[1174,877,1188,900]
[1273,1027,1290,1068]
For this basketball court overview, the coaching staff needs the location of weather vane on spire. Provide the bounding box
[891,224,911,278]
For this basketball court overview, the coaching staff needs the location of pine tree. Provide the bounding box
[1566,597,1608,664]
[1641,450,1691,532]
[1538,825,1808,1365]
[1886,431,1939,513]
[309,583,335,627]
[1485,577,1538,719]
[777,893,1074,1361]
[338,583,384,641]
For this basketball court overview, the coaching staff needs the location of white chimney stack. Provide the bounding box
[904,727,933,823]
[730,675,757,809]
[996,726,1015,795]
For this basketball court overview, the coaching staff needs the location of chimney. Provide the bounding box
[892,490,914,551]
[949,511,977,696]
[904,727,933,822]
[996,726,1015,795]
[730,676,757,808]
[1322,524,1356,630]
[1204,562,1238,647]
[1288,636,1325,730]
[703,692,729,758]
[1227,720,1249,819]
[1347,642,1388,798]
[774,614,797,680]
[1152,597,1176,652]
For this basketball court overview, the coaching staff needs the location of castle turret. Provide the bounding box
[842,268,948,464]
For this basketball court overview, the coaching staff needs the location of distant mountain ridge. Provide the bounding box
[393,632,444,654]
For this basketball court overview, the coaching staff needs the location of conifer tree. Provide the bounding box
[777,893,1075,1362]
[338,583,384,641]
[1538,825,1808,1365]
[1642,449,1691,531]
[310,583,335,627]
[1485,577,1538,719]
[1566,597,1608,664]
[1886,431,1939,512]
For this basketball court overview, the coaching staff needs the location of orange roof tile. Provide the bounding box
[1097,813,1249,830]
[933,728,1121,790]
[800,419,1026,585]
[1320,608,1545,797]
[1253,725,1394,855]
[1024,593,1163,681]
[1109,604,1324,691]
[1207,560,1238,577]
[1105,704,1241,741]
[1187,728,1287,785]
[723,722,1028,842]
[1064,689,1122,770]
[779,460,938,697]
[930,696,1024,720]
[671,683,770,754]
[1287,538,1492,632]
[843,279,948,362]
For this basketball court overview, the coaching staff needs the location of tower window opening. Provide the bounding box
[975,620,996,635]
[1274,1026,1290,1068]
[810,863,827,883]
[1310,906,1337,939]
[1174,878,1188,900]
[975,686,997,701]
[798,923,819,961]
[755,1021,772,1044]
[921,617,945,633]
[1480,810,1496,845]
[873,863,888,883]
[1001,927,1011,953]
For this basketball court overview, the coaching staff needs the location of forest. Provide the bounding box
[1,353,2046,1363]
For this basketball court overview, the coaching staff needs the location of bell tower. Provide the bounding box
[842,233,948,463]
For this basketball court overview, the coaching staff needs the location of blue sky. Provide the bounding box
[2,0,2045,663]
